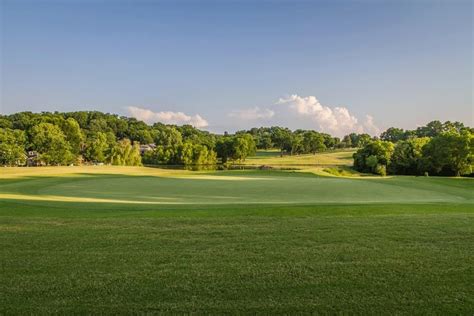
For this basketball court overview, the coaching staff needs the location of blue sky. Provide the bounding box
[1,0,472,135]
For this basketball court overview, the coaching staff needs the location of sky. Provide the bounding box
[1,0,473,136]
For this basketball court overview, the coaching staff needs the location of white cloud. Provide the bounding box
[361,115,380,135]
[229,107,275,120]
[276,94,379,136]
[127,106,208,128]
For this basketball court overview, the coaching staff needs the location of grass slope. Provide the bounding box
[1,165,473,314]
[244,149,356,166]
[242,149,364,176]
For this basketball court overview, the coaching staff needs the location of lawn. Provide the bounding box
[1,165,473,314]
[243,149,355,166]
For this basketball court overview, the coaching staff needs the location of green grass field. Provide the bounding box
[1,159,473,313]
[244,148,355,166]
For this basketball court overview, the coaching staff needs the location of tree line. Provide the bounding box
[0,111,218,166]
[2,112,471,176]
[1,111,354,167]
[353,121,473,176]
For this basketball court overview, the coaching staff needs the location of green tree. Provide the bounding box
[271,127,293,154]
[0,128,27,166]
[341,135,352,148]
[192,144,217,165]
[109,139,141,166]
[353,140,394,175]
[421,130,473,176]
[390,137,430,175]
[62,118,84,155]
[357,134,372,147]
[415,120,444,137]
[380,127,406,142]
[232,134,257,161]
[258,134,273,150]
[179,142,195,165]
[84,132,109,163]
[0,117,13,129]
[302,131,326,154]
[155,126,183,147]
[215,137,233,163]
[30,123,74,165]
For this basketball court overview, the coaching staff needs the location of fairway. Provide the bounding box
[1,166,473,205]
[1,166,474,314]
[244,149,355,167]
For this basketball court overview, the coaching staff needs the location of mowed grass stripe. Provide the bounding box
[1,211,473,314]
[1,168,473,205]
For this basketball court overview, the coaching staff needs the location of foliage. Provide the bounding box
[30,123,75,165]
[109,139,142,166]
[379,120,468,142]
[301,131,326,154]
[216,134,257,163]
[62,118,84,155]
[356,127,473,176]
[1,112,471,176]
[420,130,473,176]
[353,140,394,175]
[84,132,111,163]
[389,137,430,175]
[0,128,27,166]
[380,127,406,142]
[143,141,216,166]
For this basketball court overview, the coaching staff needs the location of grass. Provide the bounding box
[242,149,365,176]
[244,149,355,166]
[1,161,473,314]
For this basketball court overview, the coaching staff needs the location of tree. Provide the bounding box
[215,137,233,163]
[88,118,111,134]
[271,127,293,154]
[302,131,326,154]
[353,140,394,175]
[0,128,27,166]
[380,127,405,142]
[232,136,250,161]
[8,112,36,130]
[192,144,217,165]
[215,134,256,162]
[357,134,372,147]
[179,142,195,165]
[389,137,430,175]
[155,126,183,147]
[258,134,273,150]
[341,135,352,148]
[0,117,13,129]
[415,120,444,138]
[143,145,179,165]
[421,130,473,176]
[62,118,84,155]
[30,123,74,165]
[109,139,141,166]
[84,132,109,163]
[232,134,256,161]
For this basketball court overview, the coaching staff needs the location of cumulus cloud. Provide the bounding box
[127,106,208,128]
[276,94,379,136]
[361,114,380,135]
[229,107,275,120]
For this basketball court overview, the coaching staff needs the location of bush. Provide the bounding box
[375,164,387,176]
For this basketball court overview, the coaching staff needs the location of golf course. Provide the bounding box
[1,150,473,314]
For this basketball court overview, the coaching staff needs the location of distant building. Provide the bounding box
[139,143,156,155]
[26,151,45,166]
